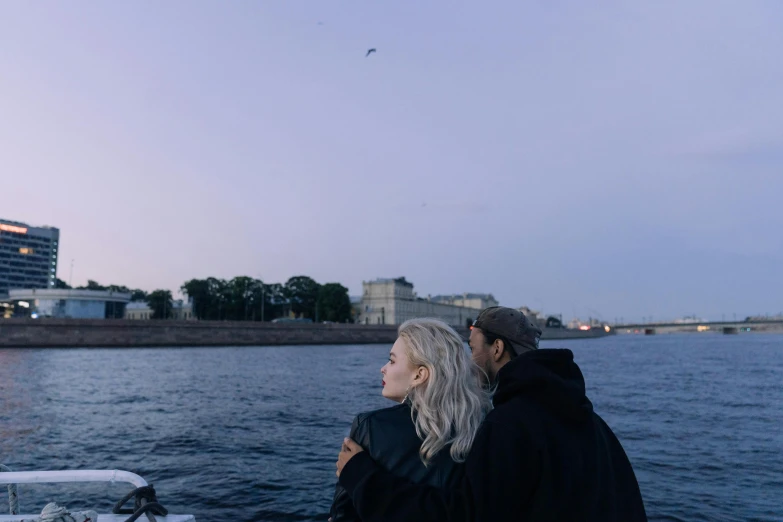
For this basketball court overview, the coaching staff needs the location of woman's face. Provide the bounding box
[380,337,419,403]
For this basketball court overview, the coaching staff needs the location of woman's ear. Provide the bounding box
[413,365,430,386]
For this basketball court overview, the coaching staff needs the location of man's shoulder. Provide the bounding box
[487,393,542,424]
[479,394,550,447]
[485,395,623,449]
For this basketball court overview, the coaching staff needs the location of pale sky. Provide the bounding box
[2,1,781,322]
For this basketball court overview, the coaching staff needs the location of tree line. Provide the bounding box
[56,278,148,301]
[57,276,353,322]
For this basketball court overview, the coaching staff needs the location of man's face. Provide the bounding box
[468,327,495,385]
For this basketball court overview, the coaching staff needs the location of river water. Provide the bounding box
[1,334,781,521]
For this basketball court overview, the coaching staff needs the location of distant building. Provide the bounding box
[431,293,499,310]
[0,218,60,297]
[124,300,195,320]
[356,277,492,327]
[3,288,130,319]
[125,302,153,320]
[673,315,706,324]
[518,306,542,325]
[517,306,564,329]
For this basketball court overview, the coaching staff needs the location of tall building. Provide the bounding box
[356,277,494,327]
[0,218,60,297]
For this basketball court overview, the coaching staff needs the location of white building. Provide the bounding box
[3,288,130,319]
[356,278,494,327]
[431,293,499,310]
[124,300,195,320]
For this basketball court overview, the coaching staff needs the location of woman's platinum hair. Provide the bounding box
[398,317,492,464]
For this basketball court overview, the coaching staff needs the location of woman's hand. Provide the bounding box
[336,438,365,477]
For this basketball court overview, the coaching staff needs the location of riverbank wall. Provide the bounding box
[0,319,619,348]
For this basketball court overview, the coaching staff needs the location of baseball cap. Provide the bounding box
[472,306,542,356]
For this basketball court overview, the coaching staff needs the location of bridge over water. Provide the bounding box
[613,320,783,335]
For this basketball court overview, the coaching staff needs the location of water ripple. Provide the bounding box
[1,336,781,521]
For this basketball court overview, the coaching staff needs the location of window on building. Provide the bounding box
[19,248,34,255]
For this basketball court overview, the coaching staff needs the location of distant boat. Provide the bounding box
[536,315,615,340]
[541,323,615,340]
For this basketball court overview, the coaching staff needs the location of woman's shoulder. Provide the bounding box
[351,402,420,461]
[350,403,416,445]
[354,401,411,427]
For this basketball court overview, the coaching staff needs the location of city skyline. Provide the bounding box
[3,1,782,323]
[3,216,777,324]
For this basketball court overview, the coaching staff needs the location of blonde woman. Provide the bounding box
[329,318,491,522]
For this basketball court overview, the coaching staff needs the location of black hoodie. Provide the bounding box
[339,349,647,521]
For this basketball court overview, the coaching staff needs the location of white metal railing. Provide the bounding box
[0,470,147,488]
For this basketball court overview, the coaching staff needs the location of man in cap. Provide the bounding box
[336,306,647,521]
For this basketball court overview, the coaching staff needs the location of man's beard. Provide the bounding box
[479,360,495,388]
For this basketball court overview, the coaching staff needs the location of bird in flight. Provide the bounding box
[366,48,376,57]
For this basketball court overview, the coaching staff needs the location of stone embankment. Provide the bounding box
[0,319,413,348]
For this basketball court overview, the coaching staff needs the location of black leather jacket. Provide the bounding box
[330,401,465,521]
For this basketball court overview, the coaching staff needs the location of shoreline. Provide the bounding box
[0,319,618,348]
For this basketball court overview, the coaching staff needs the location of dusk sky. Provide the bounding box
[2,1,781,322]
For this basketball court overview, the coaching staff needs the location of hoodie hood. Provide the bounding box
[493,348,594,423]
